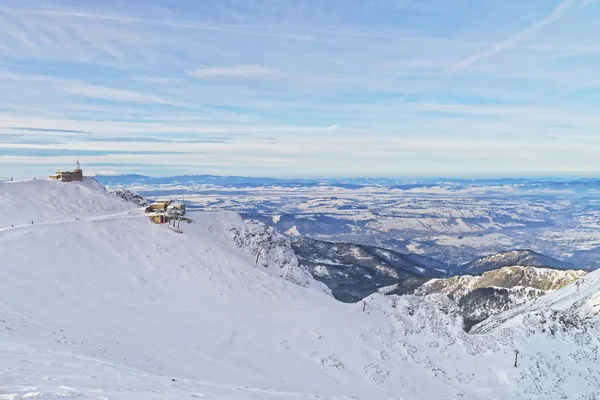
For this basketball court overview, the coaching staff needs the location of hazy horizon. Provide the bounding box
[7,168,600,182]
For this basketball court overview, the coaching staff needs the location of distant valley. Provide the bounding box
[291,237,447,302]
[96,174,600,270]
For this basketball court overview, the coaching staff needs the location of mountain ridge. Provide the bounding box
[460,249,576,275]
[291,237,581,304]
[291,237,448,302]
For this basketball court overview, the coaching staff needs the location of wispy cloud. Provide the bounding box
[190,65,278,80]
[1,0,600,177]
[63,82,180,106]
[4,8,314,41]
[579,0,600,8]
[447,0,579,73]
[0,71,197,108]
[7,127,90,134]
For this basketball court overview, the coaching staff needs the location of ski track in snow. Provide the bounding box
[0,212,141,234]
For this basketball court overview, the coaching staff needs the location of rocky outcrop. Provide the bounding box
[230,220,331,295]
[415,266,586,330]
[108,188,149,206]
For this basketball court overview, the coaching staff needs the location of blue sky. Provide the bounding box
[1,0,600,178]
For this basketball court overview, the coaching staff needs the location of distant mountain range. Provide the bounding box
[94,173,600,193]
[95,174,328,187]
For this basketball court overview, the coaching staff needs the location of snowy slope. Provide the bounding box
[0,178,134,225]
[1,179,600,399]
[468,271,600,398]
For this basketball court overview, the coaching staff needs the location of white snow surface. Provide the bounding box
[0,178,134,225]
[1,179,600,399]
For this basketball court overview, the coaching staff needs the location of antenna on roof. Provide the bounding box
[75,160,81,171]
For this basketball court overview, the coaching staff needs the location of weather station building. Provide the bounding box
[50,161,83,182]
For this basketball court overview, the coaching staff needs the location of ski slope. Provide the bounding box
[1,179,600,399]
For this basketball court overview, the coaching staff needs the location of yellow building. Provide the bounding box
[149,214,167,224]
[50,161,83,182]
[144,200,172,213]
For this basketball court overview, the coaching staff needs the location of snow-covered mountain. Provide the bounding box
[367,275,600,399]
[291,237,448,302]
[290,238,580,316]
[470,270,600,400]
[0,177,133,225]
[412,266,586,329]
[2,178,600,399]
[461,250,575,275]
[473,267,600,334]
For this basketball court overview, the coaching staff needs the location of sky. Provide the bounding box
[1,0,600,178]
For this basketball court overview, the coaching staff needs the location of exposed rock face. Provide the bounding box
[459,286,544,331]
[108,188,149,206]
[230,221,331,294]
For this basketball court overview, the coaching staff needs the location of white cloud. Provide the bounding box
[0,114,355,136]
[190,65,278,80]
[84,170,121,177]
[447,0,579,72]
[0,71,194,108]
[63,83,174,105]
